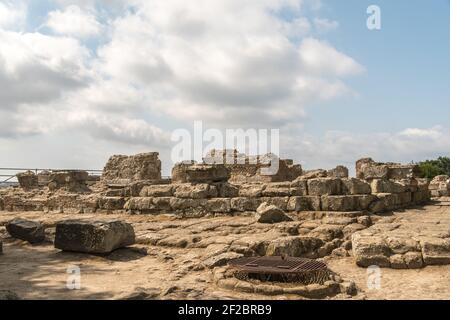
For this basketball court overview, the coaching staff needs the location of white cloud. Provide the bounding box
[284,126,450,171]
[0,1,26,30]
[45,5,102,38]
[313,18,339,33]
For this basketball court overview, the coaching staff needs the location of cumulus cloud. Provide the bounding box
[0,0,375,170]
[313,18,339,33]
[45,5,102,38]
[0,1,27,30]
[284,126,450,171]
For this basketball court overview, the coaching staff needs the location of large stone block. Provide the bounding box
[17,171,38,190]
[48,171,90,193]
[172,163,230,183]
[231,198,262,212]
[238,184,265,198]
[260,197,289,211]
[205,199,231,213]
[352,233,391,267]
[290,178,308,196]
[174,184,217,199]
[327,166,349,178]
[341,178,371,195]
[169,198,206,211]
[102,153,161,183]
[321,196,356,212]
[370,179,406,194]
[262,182,291,197]
[287,196,321,212]
[265,236,324,257]
[6,218,45,244]
[216,183,239,198]
[98,197,126,211]
[421,238,450,265]
[140,185,174,197]
[55,220,135,254]
[307,178,342,196]
[124,197,154,211]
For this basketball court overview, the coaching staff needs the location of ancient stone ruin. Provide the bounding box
[1,151,450,300]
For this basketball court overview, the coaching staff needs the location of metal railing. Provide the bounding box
[0,168,103,186]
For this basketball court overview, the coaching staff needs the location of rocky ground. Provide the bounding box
[0,198,449,300]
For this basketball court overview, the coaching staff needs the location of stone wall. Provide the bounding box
[102,153,161,184]
[356,158,420,180]
[429,175,450,197]
[123,177,430,216]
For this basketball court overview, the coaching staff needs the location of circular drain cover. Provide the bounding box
[228,256,331,284]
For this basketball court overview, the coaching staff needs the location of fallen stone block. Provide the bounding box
[255,203,292,224]
[327,166,349,178]
[6,218,45,244]
[307,178,342,196]
[55,220,135,254]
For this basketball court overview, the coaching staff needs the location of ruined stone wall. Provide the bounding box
[123,176,429,216]
[356,158,420,180]
[429,175,450,197]
[102,153,161,184]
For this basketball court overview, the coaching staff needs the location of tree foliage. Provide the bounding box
[418,157,450,179]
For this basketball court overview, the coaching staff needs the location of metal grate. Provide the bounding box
[228,256,332,285]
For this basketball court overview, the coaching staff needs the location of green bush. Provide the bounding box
[418,157,450,179]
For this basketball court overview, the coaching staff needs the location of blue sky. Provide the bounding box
[0,0,449,174]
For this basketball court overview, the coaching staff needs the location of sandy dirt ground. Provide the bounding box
[1,204,449,300]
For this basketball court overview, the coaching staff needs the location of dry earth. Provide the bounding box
[1,199,449,300]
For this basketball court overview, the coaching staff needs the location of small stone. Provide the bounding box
[255,202,292,224]
[6,218,45,244]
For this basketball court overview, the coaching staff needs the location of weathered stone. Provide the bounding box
[6,218,45,244]
[262,182,291,197]
[140,185,173,197]
[17,171,38,190]
[255,203,292,224]
[307,178,342,196]
[230,198,261,212]
[341,178,371,195]
[103,152,161,183]
[301,169,328,179]
[260,197,289,211]
[321,196,356,212]
[290,178,308,196]
[54,220,135,254]
[98,197,125,211]
[205,199,231,213]
[265,236,324,257]
[404,252,424,269]
[48,171,90,193]
[327,166,349,178]
[125,197,155,211]
[238,184,265,198]
[172,163,230,183]
[174,184,217,199]
[370,179,406,194]
[309,225,344,242]
[352,233,391,267]
[389,254,407,269]
[287,196,321,211]
[169,198,206,211]
[421,238,450,265]
[216,183,239,198]
[203,252,242,268]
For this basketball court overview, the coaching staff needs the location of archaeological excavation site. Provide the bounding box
[1,150,449,300]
